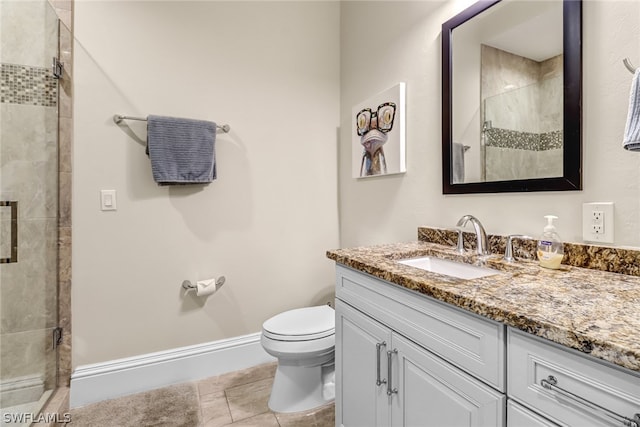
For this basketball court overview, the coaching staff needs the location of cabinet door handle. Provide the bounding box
[376,341,387,386]
[541,375,640,427]
[0,201,18,264]
[386,349,398,396]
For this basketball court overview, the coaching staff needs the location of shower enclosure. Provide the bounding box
[1,0,62,420]
[483,75,564,181]
[479,43,564,183]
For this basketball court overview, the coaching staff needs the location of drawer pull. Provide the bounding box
[376,342,387,386]
[386,349,398,396]
[541,375,640,427]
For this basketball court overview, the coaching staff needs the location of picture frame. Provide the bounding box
[352,82,406,178]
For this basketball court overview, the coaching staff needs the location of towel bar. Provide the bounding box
[114,114,230,133]
[624,58,636,74]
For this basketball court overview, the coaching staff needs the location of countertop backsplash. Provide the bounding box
[418,226,640,277]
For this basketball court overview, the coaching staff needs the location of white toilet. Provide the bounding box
[260,305,335,413]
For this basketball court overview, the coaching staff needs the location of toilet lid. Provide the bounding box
[262,305,335,341]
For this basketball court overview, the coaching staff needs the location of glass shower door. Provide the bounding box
[0,0,60,420]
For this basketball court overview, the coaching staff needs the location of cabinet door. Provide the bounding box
[336,265,506,391]
[336,299,393,427]
[391,333,505,427]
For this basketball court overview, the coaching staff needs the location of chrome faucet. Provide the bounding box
[456,215,490,256]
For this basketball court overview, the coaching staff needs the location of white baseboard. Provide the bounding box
[70,332,275,408]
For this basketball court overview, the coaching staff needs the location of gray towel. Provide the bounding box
[147,115,217,185]
[623,69,640,151]
[452,142,465,183]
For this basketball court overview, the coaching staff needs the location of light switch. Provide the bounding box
[100,189,117,211]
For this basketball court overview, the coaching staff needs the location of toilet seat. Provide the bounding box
[262,305,335,342]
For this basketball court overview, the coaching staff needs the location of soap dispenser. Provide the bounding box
[537,215,564,270]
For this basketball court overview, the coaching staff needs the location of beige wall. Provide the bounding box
[73,1,340,367]
[339,0,640,249]
[73,0,640,368]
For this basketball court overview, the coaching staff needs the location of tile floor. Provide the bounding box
[71,362,335,427]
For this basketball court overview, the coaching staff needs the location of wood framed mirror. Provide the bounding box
[442,0,582,194]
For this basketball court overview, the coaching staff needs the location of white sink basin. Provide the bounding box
[398,256,499,280]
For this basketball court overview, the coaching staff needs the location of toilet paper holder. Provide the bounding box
[182,276,226,292]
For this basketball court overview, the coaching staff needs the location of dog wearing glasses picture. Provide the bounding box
[356,102,396,176]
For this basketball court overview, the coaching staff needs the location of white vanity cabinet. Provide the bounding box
[335,265,506,427]
[334,264,640,427]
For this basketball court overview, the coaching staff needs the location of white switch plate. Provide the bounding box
[100,189,117,211]
[582,202,614,243]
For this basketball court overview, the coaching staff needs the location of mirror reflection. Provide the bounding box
[443,0,582,194]
[481,46,563,182]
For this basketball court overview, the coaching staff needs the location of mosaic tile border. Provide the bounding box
[1,63,57,107]
[485,128,562,151]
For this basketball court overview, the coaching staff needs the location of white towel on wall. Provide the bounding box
[623,68,640,151]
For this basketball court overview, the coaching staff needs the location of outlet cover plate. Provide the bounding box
[582,202,614,243]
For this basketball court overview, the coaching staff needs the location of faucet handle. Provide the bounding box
[454,228,465,254]
[446,228,466,253]
[504,234,533,262]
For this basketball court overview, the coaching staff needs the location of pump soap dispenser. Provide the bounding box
[537,215,564,270]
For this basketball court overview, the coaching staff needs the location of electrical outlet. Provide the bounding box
[592,211,603,223]
[592,211,604,234]
[582,202,614,243]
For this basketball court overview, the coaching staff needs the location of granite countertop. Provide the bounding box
[327,239,640,373]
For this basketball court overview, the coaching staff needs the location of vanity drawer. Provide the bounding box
[336,265,505,391]
[507,400,558,427]
[508,328,640,427]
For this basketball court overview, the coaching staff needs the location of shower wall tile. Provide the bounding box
[57,327,71,387]
[49,0,73,33]
[0,64,58,107]
[0,104,58,165]
[481,46,563,133]
[58,75,72,119]
[58,172,71,228]
[539,72,563,133]
[57,214,72,386]
[0,0,58,67]
[59,21,73,81]
[0,218,58,335]
[481,44,539,100]
[57,227,71,327]
[59,118,72,173]
[485,128,563,151]
[0,159,58,219]
[485,146,563,181]
[0,104,58,219]
[0,328,54,384]
[50,0,72,11]
[541,54,563,79]
[536,148,563,177]
[55,0,73,393]
[481,45,564,182]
